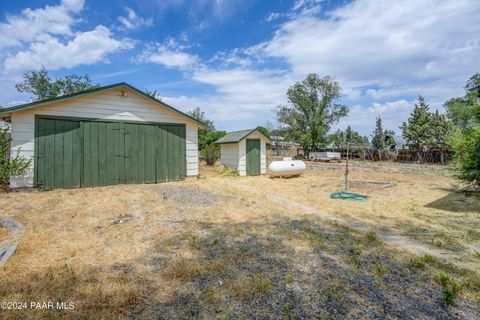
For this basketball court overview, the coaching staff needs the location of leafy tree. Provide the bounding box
[0,128,31,191]
[15,66,99,101]
[187,107,215,132]
[145,89,161,100]
[383,129,396,146]
[330,129,346,148]
[256,126,270,139]
[445,95,480,130]
[186,107,225,165]
[445,73,480,187]
[199,130,226,150]
[445,73,480,129]
[330,126,368,147]
[450,127,480,190]
[430,111,452,162]
[466,72,480,91]
[200,130,226,165]
[400,96,432,160]
[275,74,348,155]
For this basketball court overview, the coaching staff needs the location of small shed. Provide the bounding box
[216,129,271,176]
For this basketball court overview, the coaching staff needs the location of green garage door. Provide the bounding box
[35,117,186,190]
[246,138,261,176]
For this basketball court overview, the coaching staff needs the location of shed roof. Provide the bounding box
[0,82,204,126]
[216,128,271,144]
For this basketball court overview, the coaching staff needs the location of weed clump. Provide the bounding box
[365,231,380,243]
[218,167,238,176]
[164,255,202,280]
[373,263,388,277]
[407,255,436,269]
[434,273,463,306]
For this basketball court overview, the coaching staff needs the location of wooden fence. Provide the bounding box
[396,149,453,163]
[294,147,453,164]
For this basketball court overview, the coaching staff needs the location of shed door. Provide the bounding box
[35,118,82,189]
[35,118,186,190]
[246,139,261,176]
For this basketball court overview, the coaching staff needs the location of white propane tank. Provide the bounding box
[268,158,306,177]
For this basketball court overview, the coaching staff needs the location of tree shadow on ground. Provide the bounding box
[134,217,479,319]
[425,190,480,213]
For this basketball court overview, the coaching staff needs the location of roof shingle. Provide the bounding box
[216,128,270,144]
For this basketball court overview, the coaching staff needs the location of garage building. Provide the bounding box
[216,129,271,176]
[0,83,202,190]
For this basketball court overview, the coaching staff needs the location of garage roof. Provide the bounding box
[0,82,204,126]
[216,128,271,144]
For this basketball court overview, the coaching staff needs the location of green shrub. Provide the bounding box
[201,143,220,166]
[450,127,480,190]
[0,128,31,191]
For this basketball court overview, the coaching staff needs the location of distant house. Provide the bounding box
[216,128,271,176]
[0,83,203,190]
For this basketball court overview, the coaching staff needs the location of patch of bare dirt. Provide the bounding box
[147,184,223,206]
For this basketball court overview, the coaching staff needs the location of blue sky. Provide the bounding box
[0,0,479,136]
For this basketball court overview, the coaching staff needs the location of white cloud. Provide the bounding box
[4,26,134,71]
[137,38,199,69]
[0,0,84,48]
[337,100,412,135]
[264,12,283,22]
[118,7,153,30]
[0,0,134,71]
[260,0,480,101]
[164,0,479,133]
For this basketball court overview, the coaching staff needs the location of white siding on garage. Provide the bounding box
[238,131,267,176]
[9,87,199,188]
[219,143,239,170]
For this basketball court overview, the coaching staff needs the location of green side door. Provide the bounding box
[246,139,261,176]
[35,118,82,190]
[156,125,186,182]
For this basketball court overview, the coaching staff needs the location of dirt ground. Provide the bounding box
[0,160,479,319]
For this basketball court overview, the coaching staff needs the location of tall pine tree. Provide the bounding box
[371,116,385,157]
[430,111,452,162]
[400,96,432,161]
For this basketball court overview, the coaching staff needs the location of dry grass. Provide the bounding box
[0,160,479,318]
[208,161,480,257]
[0,226,9,241]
